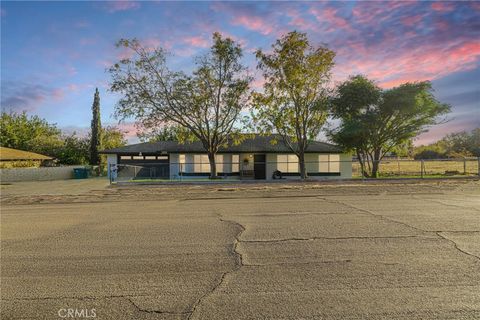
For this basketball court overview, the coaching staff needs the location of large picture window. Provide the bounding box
[277,154,298,173]
[179,154,186,172]
[215,154,224,173]
[193,154,210,173]
[232,154,239,172]
[319,154,340,173]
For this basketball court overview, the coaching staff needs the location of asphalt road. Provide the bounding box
[1,180,479,319]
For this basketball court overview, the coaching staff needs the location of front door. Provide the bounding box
[253,154,266,179]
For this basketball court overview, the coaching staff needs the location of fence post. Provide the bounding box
[463,158,466,175]
[421,160,424,179]
[478,157,480,177]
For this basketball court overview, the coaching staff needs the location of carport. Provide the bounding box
[117,153,170,179]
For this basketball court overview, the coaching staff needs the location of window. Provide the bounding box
[157,155,168,160]
[232,154,239,172]
[319,155,329,172]
[329,154,340,172]
[215,154,224,173]
[179,154,186,172]
[277,154,298,173]
[120,156,131,160]
[132,156,144,160]
[319,154,340,173]
[145,156,156,160]
[194,154,210,173]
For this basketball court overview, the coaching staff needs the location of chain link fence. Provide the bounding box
[108,158,480,183]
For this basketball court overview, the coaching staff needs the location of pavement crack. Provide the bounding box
[324,198,428,234]
[241,235,428,243]
[436,232,480,261]
[127,298,191,316]
[186,217,245,320]
[414,196,480,212]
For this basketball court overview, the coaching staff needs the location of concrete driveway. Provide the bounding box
[1,180,479,319]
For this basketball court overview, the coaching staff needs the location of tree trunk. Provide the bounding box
[298,153,307,180]
[370,149,381,178]
[357,150,369,178]
[208,152,217,179]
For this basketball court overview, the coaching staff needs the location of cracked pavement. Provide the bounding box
[1,180,479,319]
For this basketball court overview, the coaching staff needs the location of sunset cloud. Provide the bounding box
[183,36,210,48]
[431,2,455,13]
[231,15,274,35]
[1,1,479,144]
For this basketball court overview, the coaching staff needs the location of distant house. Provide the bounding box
[100,134,352,180]
[0,147,53,168]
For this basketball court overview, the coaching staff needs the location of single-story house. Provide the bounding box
[100,134,352,180]
[0,147,54,168]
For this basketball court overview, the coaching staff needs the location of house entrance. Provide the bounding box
[253,154,266,179]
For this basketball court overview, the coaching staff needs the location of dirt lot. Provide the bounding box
[1,179,479,319]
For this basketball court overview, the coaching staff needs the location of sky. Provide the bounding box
[1,0,479,145]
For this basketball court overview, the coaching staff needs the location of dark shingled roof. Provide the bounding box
[100,134,342,154]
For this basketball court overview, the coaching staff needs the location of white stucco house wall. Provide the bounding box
[101,134,352,181]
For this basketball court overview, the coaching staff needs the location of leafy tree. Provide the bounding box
[467,128,480,156]
[0,111,61,151]
[28,135,65,158]
[90,88,102,165]
[442,129,480,157]
[413,148,446,160]
[414,128,480,159]
[109,33,250,178]
[137,125,194,142]
[101,126,127,150]
[251,31,335,179]
[330,75,450,178]
[57,134,90,165]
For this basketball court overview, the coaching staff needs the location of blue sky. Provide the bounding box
[1,1,479,145]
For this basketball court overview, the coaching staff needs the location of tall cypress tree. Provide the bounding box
[89,88,102,165]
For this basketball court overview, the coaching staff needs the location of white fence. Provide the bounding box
[0,165,85,182]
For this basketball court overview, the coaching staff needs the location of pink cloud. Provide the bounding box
[103,1,140,13]
[116,122,139,140]
[67,83,94,93]
[52,88,65,101]
[285,8,317,31]
[68,84,80,92]
[402,14,424,27]
[309,7,353,32]
[336,40,480,89]
[231,15,274,35]
[116,48,134,61]
[431,2,455,12]
[183,36,209,48]
[351,3,399,25]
